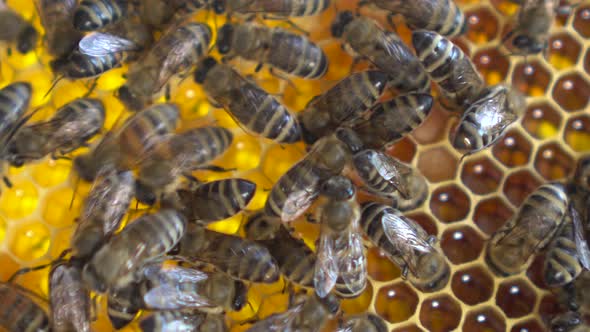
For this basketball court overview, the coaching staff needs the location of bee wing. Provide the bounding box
[469,89,518,135]
[79,32,139,56]
[337,227,367,295]
[314,230,339,298]
[450,58,484,93]
[368,151,411,198]
[246,302,305,332]
[381,212,432,274]
[570,204,590,270]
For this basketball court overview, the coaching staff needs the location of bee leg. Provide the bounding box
[255,63,263,73]
[426,235,437,245]
[262,15,309,36]
[194,165,236,173]
[83,78,98,98]
[221,55,235,64]
[3,176,12,188]
[268,67,298,94]
[8,262,54,283]
[165,84,171,102]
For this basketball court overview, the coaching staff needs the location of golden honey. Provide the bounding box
[0,0,589,331]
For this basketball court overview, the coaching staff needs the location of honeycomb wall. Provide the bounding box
[0,0,589,331]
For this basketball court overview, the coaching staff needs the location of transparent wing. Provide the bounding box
[246,302,305,332]
[450,58,484,93]
[381,212,432,274]
[470,89,518,135]
[570,204,590,270]
[369,151,411,198]
[79,32,138,56]
[337,227,367,294]
[314,230,338,298]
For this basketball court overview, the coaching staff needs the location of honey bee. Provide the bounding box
[134,126,234,205]
[73,0,130,31]
[49,262,91,332]
[298,70,388,144]
[485,183,568,277]
[245,292,340,332]
[107,281,142,329]
[73,103,180,181]
[82,209,187,293]
[211,0,330,17]
[119,22,212,111]
[139,311,227,332]
[178,224,280,283]
[0,282,50,332]
[337,313,388,332]
[360,202,450,292]
[367,0,467,37]
[0,82,32,145]
[138,0,206,28]
[331,12,430,93]
[503,0,558,55]
[193,57,301,143]
[451,84,525,157]
[0,4,38,54]
[38,0,83,57]
[314,176,366,298]
[217,22,328,79]
[551,312,588,332]
[412,30,485,111]
[244,212,317,287]
[172,178,257,225]
[7,97,105,167]
[71,170,134,259]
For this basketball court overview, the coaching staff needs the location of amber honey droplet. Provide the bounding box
[522,102,562,139]
[534,143,575,181]
[573,6,590,38]
[512,62,552,97]
[451,266,494,305]
[393,325,426,332]
[419,295,462,332]
[441,226,484,264]
[492,130,533,167]
[367,247,402,281]
[503,170,542,207]
[553,73,590,112]
[474,197,514,235]
[496,279,537,318]
[548,33,581,70]
[511,319,547,332]
[386,136,417,163]
[375,283,419,324]
[473,49,510,85]
[407,213,438,237]
[461,157,503,195]
[462,308,506,332]
[417,147,458,182]
[430,185,470,223]
[465,8,499,44]
[565,115,590,152]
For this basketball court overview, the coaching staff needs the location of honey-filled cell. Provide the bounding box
[412,105,452,145]
[534,143,575,181]
[42,187,82,227]
[465,8,499,44]
[511,62,552,97]
[430,185,470,223]
[492,129,533,168]
[538,295,565,326]
[31,158,71,188]
[548,33,582,70]
[462,308,506,332]
[573,6,590,38]
[417,147,458,183]
[511,319,547,332]
[440,226,484,265]
[367,247,402,282]
[392,324,426,332]
[461,157,503,195]
[565,115,590,152]
[260,142,306,182]
[490,0,519,16]
[0,179,39,220]
[526,254,549,290]
[451,266,494,305]
[406,213,438,237]
[585,49,590,75]
[496,279,537,318]
[473,48,510,85]
[0,252,20,281]
[341,282,373,314]
[552,73,590,112]
[8,220,50,262]
[503,170,542,207]
[521,102,562,140]
[419,295,462,332]
[216,133,263,171]
[375,282,419,324]
[474,197,514,235]
[386,136,417,164]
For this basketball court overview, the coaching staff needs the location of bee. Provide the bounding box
[331,12,430,93]
[73,0,130,31]
[0,4,38,54]
[73,103,180,181]
[368,0,467,37]
[70,170,134,259]
[503,0,558,55]
[139,311,227,332]
[134,126,234,205]
[172,178,257,225]
[337,313,388,332]
[314,176,366,298]
[107,281,142,329]
[451,84,525,157]
[82,209,187,293]
[216,22,328,79]
[193,57,301,143]
[138,0,207,28]
[485,183,568,277]
[551,312,588,332]
[412,30,485,111]
[297,70,388,144]
[244,212,317,287]
[360,202,450,292]
[118,22,212,111]
[6,97,105,167]
[38,0,83,57]
[246,292,340,332]
[0,282,50,332]
[178,224,280,283]
[49,262,91,332]
[0,82,32,145]
[211,0,330,17]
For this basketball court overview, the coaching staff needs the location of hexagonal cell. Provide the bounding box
[392,325,425,332]
[0,180,39,220]
[31,158,71,188]
[412,105,452,145]
[511,319,547,332]
[539,295,565,325]
[451,266,494,305]
[473,48,510,85]
[462,308,506,332]
[474,197,514,235]
[496,279,537,318]
[573,6,590,38]
[552,73,590,112]
[585,49,590,75]
[492,130,533,168]
[42,187,82,227]
[522,102,562,139]
[490,0,519,16]
[417,147,458,183]
[406,213,438,236]
[548,33,582,70]
[367,246,402,282]
[441,226,484,264]
[341,282,373,314]
[465,8,499,44]
[375,282,419,324]
[216,133,263,171]
[503,170,542,207]
[461,157,503,195]
[430,185,470,223]
[8,221,50,262]
[526,254,549,290]
[260,142,305,182]
[419,295,462,332]
[386,136,417,164]
[534,143,575,181]
[565,115,590,152]
[511,61,552,97]
[0,252,19,281]
[450,38,471,57]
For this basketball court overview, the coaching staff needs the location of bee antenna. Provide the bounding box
[69,174,81,210]
[246,299,254,311]
[43,75,65,100]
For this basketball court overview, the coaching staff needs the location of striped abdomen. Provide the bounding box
[360,202,402,264]
[175,126,233,165]
[353,150,404,198]
[74,0,128,31]
[267,29,328,78]
[227,0,330,16]
[52,98,105,144]
[54,50,126,78]
[0,283,50,332]
[0,81,31,139]
[544,220,583,287]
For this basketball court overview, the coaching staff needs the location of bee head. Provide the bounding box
[331,11,354,38]
[134,180,157,206]
[244,212,280,240]
[321,176,355,201]
[16,25,37,54]
[217,24,234,54]
[512,35,545,54]
[194,57,218,84]
[211,0,225,14]
[232,280,248,311]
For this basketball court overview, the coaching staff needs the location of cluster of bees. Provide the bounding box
[0,0,587,331]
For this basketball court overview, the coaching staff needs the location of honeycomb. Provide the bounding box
[0,0,589,331]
